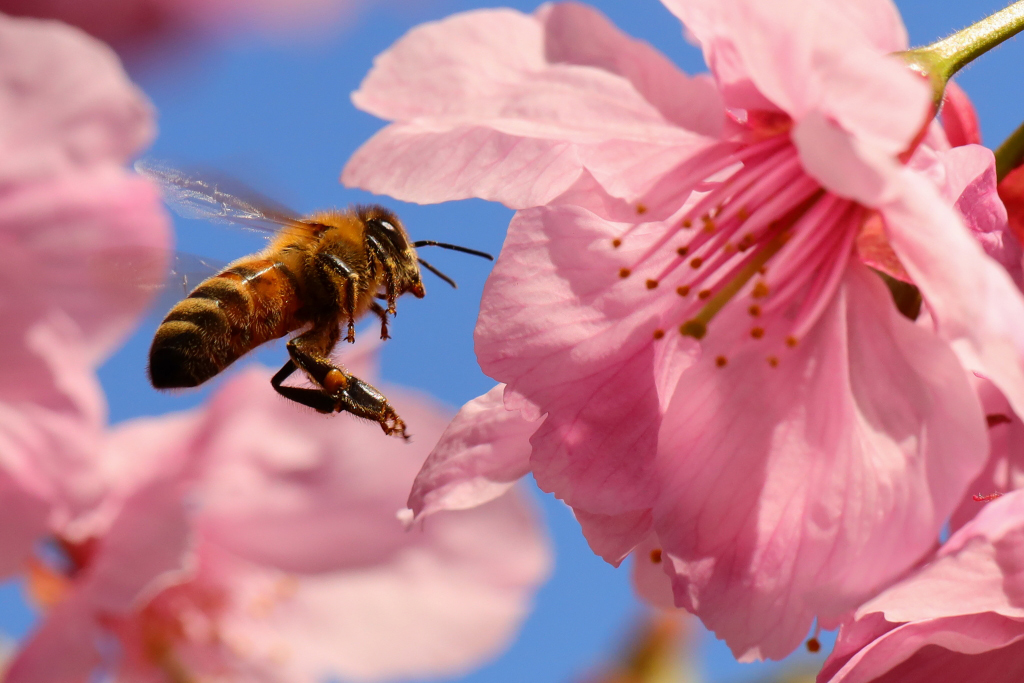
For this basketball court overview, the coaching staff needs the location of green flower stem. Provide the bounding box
[995,120,1024,182]
[903,1,1024,103]
[925,1,1024,79]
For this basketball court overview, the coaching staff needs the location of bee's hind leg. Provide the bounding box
[270,359,337,413]
[333,375,408,439]
[282,330,408,438]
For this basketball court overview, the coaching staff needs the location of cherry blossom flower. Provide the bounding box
[818,488,1024,683]
[349,0,1024,660]
[8,352,550,683]
[0,0,370,47]
[0,13,170,579]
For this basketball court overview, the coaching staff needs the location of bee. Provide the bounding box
[137,161,492,438]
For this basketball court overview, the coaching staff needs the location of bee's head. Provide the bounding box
[359,205,425,298]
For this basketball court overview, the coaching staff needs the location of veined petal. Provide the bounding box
[661,0,928,155]
[407,384,536,520]
[654,264,986,660]
[476,205,698,514]
[344,6,716,208]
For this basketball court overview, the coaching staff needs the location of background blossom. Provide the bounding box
[0,12,169,581]
[7,348,551,683]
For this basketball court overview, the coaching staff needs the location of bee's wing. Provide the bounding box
[135,159,305,236]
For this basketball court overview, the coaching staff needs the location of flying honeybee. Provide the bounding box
[136,161,492,438]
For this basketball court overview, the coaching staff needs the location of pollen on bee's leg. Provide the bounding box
[619,268,631,278]
[323,369,348,394]
[680,320,706,339]
[715,356,728,367]
[646,279,659,290]
[649,548,663,564]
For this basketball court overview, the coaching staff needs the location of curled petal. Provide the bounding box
[407,384,536,520]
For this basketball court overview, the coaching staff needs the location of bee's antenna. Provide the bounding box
[412,241,494,261]
[417,257,458,289]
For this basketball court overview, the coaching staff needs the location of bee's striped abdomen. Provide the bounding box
[148,257,302,389]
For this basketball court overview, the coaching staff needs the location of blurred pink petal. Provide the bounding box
[344,5,717,209]
[0,13,169,575]
[941,80,981,147]
[0,0,369,47]
[407,383,537,520]
[351,0,1024,661]
[10,360,550,683]
[819,489,1024,683]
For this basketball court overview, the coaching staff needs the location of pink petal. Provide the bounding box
[0,15,153,183]
[475,205,696,515]
[574,508,653,565]
[820,490,1024,683]
[881,163,1024,418]
[83,478,194,613]
[407,384,536,520]
[536,2,723,137]
[949,379,1024,533]
[197,495,551,682]
[662,0,928,156]
[653,264,986,660]
[4,594,102,683]
[941,80,982,147]
[343,7,714,209]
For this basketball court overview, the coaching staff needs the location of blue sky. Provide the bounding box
[4,1,1023,681]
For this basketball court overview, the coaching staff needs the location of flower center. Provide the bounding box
[619,134,865,367]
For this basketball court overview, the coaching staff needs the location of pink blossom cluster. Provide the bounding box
[0,13,550,683]
[342,0,1024,679]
